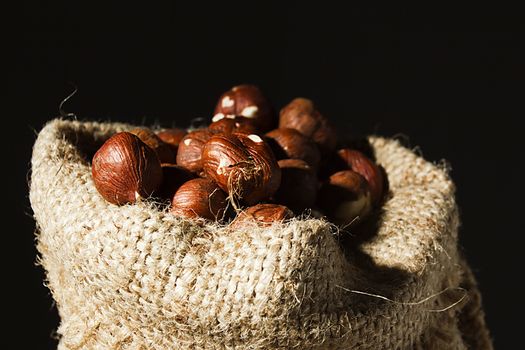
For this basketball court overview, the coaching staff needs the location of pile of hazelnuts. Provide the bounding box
[92,85,386,227]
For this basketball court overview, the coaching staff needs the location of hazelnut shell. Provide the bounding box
[265,128,321,168]
[156,128,187,155]
[170,178,227,221]
[202,133,281,205]
[279,98,337,155]
[231,203,294,227]
[209,116,259,135]
[176,129,213,174]
[129,127,176,164]
[213,84,275,132]
[317,170,372,226]
[337,149,384,206]
[92,132,163,205]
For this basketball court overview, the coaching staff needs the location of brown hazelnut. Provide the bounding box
[317,170,372,227]
[208,116,258,135]
[202,133,281,205]
[176,129,213,174]
[279,98,337,155]
[336,149,384,206]
[274,159,318,213]
[155,163,195,200]
[92,132,163,205]
[213,84,275,132]
[156,128,187,155]
[265,128,321,169]
[129,127,176,164]
[230,203,294,227]
[170,178,227,221]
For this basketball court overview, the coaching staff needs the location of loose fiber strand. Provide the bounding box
[335,285,467,312]
[59,82,79,119]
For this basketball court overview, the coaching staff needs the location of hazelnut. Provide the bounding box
[92,132,163,205]
[208,116,258,135]
[202,133,281,205]
[265,128,321,169]
[317,170,372,227]
[155,163,195,200]
[274,159,318,213]
[129,127,176,164]
[156,128,187,155]
[170,178,227,221]
[213,84,275,132]
[176,129,213,174]
[279,98,337,155]
[336,149,384,206]
[230,203,294,227]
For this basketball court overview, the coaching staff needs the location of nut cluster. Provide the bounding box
[91,84,387,227]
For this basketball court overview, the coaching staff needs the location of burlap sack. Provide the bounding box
[30,119,493,349]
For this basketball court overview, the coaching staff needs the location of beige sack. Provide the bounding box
[30,119,492,349]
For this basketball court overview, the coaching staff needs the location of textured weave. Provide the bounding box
[30,119,493,349]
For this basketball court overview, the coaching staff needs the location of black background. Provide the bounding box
[10,2,523,349]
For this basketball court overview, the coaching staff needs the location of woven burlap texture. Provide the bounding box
[30,119,492,350]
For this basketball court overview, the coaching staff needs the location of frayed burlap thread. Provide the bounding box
[30,119,493,349]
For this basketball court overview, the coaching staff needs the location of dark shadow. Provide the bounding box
[264,136,288,160]
[338,137,377,162]
[59,120,112,163]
